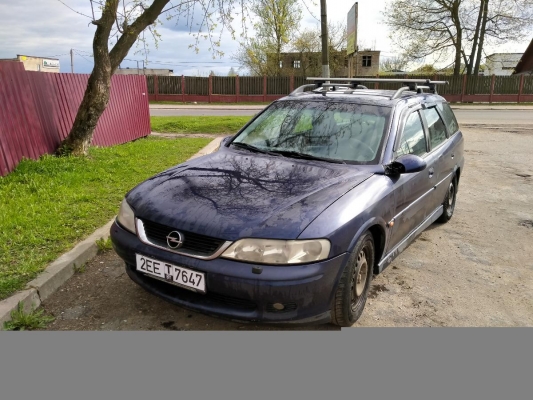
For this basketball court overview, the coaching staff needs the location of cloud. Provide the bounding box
[1,0,530,76]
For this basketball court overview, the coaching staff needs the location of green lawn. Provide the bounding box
[151,116,252,134]
[0,136,210,300]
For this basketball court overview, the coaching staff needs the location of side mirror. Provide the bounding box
[384,154,427,176]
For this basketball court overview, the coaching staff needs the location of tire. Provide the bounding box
[331,232,374,327]
[437,175,457,223]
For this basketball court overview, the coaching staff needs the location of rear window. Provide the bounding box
[234,100,391,164]
[437,102,459,135]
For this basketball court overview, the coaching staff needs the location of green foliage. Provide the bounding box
[3,302,54,331]
[0,137,210,300]
[151,116,252,134]
[74,263,87,274]
[96,237,113,253]
[235,0,302,76]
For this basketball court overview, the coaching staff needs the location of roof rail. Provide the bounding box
[300,77,448,99]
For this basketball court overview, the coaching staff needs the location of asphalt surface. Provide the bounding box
[150,105,533,126]
[40,124,533,330]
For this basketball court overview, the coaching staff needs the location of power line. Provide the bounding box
[55,0,92,19]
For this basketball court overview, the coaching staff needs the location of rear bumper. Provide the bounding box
[111,220,349,324]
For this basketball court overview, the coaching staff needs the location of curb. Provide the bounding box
[0,137,224,328]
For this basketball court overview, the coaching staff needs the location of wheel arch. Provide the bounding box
[347,218,388,276]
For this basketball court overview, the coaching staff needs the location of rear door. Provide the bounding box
[420,104,454,212]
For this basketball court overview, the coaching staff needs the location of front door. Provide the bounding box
[387,109,437,252]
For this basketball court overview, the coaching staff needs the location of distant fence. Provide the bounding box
[147,74,533,103]
[0,61,150,176]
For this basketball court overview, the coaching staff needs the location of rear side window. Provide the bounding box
[396,111,427,157]
[437,102,459,135]
[423,108,447,149]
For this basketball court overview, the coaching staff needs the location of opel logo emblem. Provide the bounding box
[166,231,184,249]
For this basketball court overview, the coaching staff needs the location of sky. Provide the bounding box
[0,0,530,76]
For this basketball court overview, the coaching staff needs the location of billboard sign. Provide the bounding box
[347,3,358,55]
[43,59,60,68]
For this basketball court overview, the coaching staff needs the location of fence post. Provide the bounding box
[154,75,159,101]
[236,75,240,102]
[290,75,294,93]
[489,74,495,104]
[461,74,467,103]
[181,75,185,103]
[208,75,212,103]
[518,74,525,103]
[263,76,267,101]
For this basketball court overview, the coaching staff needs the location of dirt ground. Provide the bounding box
[41,124,533,330]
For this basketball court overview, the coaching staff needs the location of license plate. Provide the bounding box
[136,254,206,293]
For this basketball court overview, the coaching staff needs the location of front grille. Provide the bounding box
[141,219,225,257]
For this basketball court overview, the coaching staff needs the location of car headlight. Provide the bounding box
[221,238,330,265]
[117,198,136,234]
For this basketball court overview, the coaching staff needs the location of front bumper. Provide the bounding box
[110,220,349,324]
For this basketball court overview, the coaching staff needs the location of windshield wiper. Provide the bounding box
[231,142,282,156]
[268,149,346,164]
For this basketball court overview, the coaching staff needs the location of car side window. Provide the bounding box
[396,111,427,158]
[422,107,447,149]
[437,102,459,135]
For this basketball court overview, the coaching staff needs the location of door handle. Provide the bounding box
[451,153,455,159]
[428,167,434,178]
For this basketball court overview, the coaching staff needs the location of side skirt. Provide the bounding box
[377,205,443,274]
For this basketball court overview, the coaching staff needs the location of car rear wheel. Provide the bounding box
[331,232,374,327]
[438,176,457,223]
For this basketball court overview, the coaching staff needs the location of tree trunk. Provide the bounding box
[467,0,485,75]
[60,0,169,156]
[474,0,489,75]
[451,0,463,75]
[61,63,113,156]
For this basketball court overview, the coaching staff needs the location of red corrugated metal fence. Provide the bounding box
[0,61,150,176]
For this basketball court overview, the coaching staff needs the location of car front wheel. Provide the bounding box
[331,232,374,327]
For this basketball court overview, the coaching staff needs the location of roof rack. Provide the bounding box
[290,77,448,99]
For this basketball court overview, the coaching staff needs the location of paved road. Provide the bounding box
[150,106,533,126]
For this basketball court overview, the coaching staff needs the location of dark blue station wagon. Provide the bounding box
[110,78,465,326]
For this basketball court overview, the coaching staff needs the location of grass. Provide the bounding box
[96,237,113,253]
[0,136,210,300]
[151,116,252,134]
[150,101,271,106]
[3,302,55,331]
[73,263,87,274]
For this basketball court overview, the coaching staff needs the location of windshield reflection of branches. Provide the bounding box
[236,101,388,163]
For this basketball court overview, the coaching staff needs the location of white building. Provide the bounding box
[0,55,60,73]
[484,53,523,76]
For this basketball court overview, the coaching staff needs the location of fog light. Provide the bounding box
[272,303,285,310]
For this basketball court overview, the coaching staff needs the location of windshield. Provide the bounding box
[232,100,391,164]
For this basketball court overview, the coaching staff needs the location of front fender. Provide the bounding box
[298,175,395,259]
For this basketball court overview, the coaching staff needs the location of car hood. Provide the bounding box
[127,149,374,240]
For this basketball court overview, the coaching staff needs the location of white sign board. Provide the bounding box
[42,59,60,68]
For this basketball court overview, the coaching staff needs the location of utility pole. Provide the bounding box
[320,0,330,78]
[70,49,74,73]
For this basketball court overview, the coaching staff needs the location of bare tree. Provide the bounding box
[379,56,409,73]
[59,0,252,156]
[384,0,533,75]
